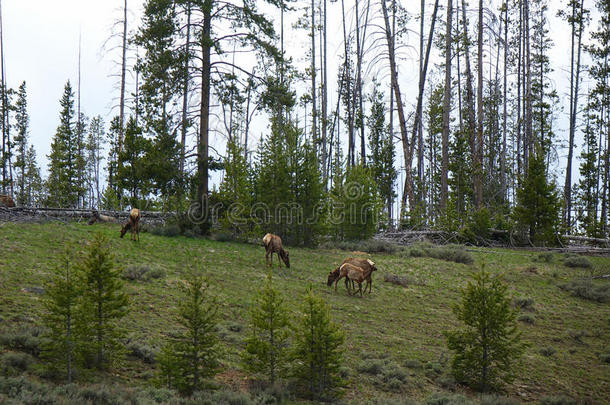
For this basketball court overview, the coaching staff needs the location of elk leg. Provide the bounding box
[334,275,344,291]
[359,282,363,297]
[265,250,270,267]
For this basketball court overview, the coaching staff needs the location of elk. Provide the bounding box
[120,208,141,241]
[0,194,15,208]
[262,233,290,268]
[327,257,377,294]
[337,263,369,297]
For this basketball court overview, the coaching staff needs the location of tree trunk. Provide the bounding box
[196,0,212,232]
[460,0,476,199]
[310,0,317,151]
[180,1,192,176]
[441,0,452,212]
[380,0,415,214]
[501,1,508,203]
[474,0,484,209]
[119,0,128,156]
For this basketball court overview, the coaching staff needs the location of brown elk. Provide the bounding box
[337,263,370,297]
[262,233,290,268]
[0,194,15,208]
[327,257,377,294]
[120,208,141,241]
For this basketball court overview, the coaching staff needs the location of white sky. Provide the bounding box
[1,0,600,201]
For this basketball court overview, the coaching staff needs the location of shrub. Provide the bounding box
[539,396,578,405]
[425,392,473,405]
[518,314,535,324]
[480,396,521,405]
[559,279,609,303]
[213,232,237,242]
[599,350,610,364]
[0,326,43,356]
[513,297,535,311]
[356,359,385,376]
[127,342,157,364]
[404,359,423,369]
[562,256,592,269]
[403,243,474,265]
[381,363,408,383]
[122,264,166,281]
[320,239,399,254]
[150,224,181,237]
[567,329,586,343]
[535,252,554,263]
[383,274,425,287]
[1,352,33,373]
[539,347,556,357]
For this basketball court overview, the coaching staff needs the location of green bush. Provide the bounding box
[539,347,556,357]
[562,256,592,269]
[599,350,610,364]
[559,279,609,303]
[127,342,157,364]
[0,325,44,356]
[356,359,385,376]
[480,396,521,405]
[534,252,554,263]
[384,274,412,287]
[518,314,535,324]
[150,224,181,237]
[539,396,578,405]
[122,264,166,281]
[513,297,535,311]
[320,239,398,254]
[403,359,423,369]
[1,352,33,374]
[425,392,473,405]
[213,232,237,242]
[402,243,474,265]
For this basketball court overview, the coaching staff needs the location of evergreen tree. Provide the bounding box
[158,272,220,395]
[13,82,29,205]
[47,81,80,207]
[445,266,526,392]
[74,113,88,207]
[78,233,128,370]
[513,148,561,245]
[116,117,151,208]
[42,247,81,382]
[147,129,183,209]
[86,116,105,208]
[291,286,345,401]
[218,138,252,235]
[367,82,397,226]
[425,84,444,223]
[104,116,122,209]
[242,272,290,385]
[24,145,43,206]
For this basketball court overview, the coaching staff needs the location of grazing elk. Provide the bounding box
[0,194,15,208]
[327,257,377,294]
[336,263,369,297]
[262,233,290,268]
[120,208,141,241]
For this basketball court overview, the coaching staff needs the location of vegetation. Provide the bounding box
[445,266,526,392]
[0,221,609,402]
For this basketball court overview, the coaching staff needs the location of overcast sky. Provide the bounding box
[1,0,598,199]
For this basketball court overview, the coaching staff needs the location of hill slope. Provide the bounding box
[0,222,609,403]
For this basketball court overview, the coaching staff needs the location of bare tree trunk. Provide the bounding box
[460,0,476,198]
[501,1,508,203]
[380,0,414,213]
[474,0,484,209]
[310,0,317,151]
[523,0,533,164]
[441,0,452,212]
[0,0,6,194]
[418,0,425,201]
[196,0,212,232]
[180,1,191,176]
[321,0,328,182]
[341,0,354,167]
[119,0,128,156]
[564,0,585,233]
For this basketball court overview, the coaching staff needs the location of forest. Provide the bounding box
[1,0,609,246]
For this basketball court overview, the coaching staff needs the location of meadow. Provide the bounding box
[0,221,608,404]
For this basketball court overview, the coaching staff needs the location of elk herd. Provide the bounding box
[264,232,378,298]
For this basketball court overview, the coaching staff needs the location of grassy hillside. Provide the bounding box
[0,222,609,404]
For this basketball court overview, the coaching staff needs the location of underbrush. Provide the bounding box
[402,242,474,265]
[558,279,609,303]
[319,239,399,253]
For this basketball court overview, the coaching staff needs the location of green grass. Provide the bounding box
[0,222,609,404]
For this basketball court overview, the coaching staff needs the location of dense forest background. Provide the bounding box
[0,0,608,246]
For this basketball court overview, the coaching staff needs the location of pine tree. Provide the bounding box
[116,116,151,207]
[24,145,43,206]
[575,100,600,237]
[159,272,220,395]
[367,81,397,226]
[78,233,128,370]
[513,148,561,245]
[445,266,526,392]
[242,272,290,385]
[86,116,105,208]
[47,81,79,207]
[291,286,345,401]
[13,82,29,205]
[42,247,81,382]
